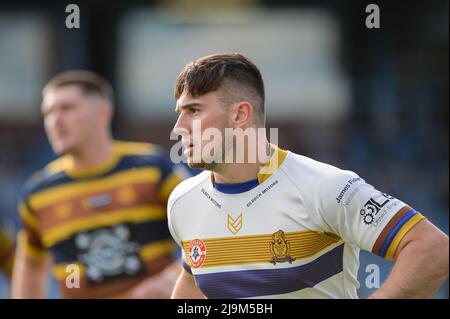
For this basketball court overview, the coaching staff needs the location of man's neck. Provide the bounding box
[212,141,272,184]
[213,162,260,184]
[71,137,114,170]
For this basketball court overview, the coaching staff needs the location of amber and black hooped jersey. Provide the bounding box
[168,145,426,299]
[18,141,188,298]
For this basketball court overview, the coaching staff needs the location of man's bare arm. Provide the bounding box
[370,219,449,298]
[171,268,205,299]
[125,261,182,298]
[11,242,50,299]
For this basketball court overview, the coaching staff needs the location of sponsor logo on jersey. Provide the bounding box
[85,193,113,209]
[188,239,206,268]
[201,188,222,209]
[336,177,364,204]
[75,224,143,284]
[360,193,395,226]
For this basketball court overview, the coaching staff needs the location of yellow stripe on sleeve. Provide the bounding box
[385,213,426,260]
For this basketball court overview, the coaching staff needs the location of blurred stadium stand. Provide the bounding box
[0,0,448,298]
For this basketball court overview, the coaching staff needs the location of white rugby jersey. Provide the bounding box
[167,145,425,299]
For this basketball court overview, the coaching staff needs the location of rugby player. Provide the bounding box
[12,71,187,298]
[168,53,449,299]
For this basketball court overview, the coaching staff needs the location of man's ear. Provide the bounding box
[231,101,252,127]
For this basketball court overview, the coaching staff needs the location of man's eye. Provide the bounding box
[190,108,199,115]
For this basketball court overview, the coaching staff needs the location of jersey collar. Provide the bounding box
[210,143,289,187]
[49,142,121,179]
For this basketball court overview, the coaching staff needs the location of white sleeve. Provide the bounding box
[167,192,192,272]
[167,191,182,247]
[317,171,425,260]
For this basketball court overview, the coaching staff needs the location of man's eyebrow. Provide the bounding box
[174,102,203,112]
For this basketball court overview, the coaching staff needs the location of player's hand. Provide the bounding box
[125,272,177,299]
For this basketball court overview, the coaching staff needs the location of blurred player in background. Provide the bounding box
[12,71,187,298]
[168,53,449,299]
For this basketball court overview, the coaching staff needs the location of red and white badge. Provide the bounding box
[188,239,206,268]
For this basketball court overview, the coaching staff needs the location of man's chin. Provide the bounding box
[187,160,219,171]
[51,143,72,156]
[51,146,65,155]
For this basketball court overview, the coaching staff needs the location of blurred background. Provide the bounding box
[0,0,448,298]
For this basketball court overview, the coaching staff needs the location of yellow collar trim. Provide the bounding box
[47,144,119,179]
[64,150,120,179]
[46,140,158,179]
[210,144,289,185]
[257,144,288,184]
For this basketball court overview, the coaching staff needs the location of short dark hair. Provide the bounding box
[43,70,114,104]
[174,53,265,123]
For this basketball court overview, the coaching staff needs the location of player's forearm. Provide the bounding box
[370,234,449,299]
[161,260,182,284]
[171,270,205,299]
[125,260,183,298]
[11,248,49,298]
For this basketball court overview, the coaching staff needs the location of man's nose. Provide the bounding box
[54,110,67,128]
[46,111,62,128]
[173,112,190,137]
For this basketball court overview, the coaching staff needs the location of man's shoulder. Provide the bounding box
[113,140,179,178]
[279,151,364,215]
[21,157,72,200]
[282,151,359,190]
[168,170,210,210]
